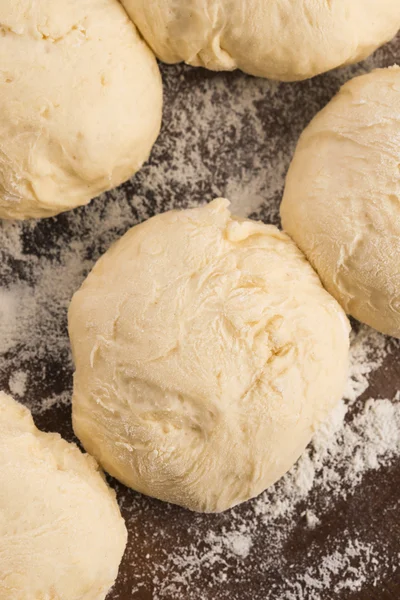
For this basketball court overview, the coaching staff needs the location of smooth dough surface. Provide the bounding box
[69,199,350,513]
[0,392,127,600]
[0,0,162,220]
[281,67,400,338]
[122,0,400,81]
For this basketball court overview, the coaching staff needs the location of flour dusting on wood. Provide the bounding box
[1,38,399,599]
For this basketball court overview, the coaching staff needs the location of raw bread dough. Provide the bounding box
[121,0,400,81]
[0,392,127,600]
[281,66,400,338]
[0,0,162,220]
[69,199,350,513]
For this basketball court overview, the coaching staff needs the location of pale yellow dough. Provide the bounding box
[281,67,400,338]
[122,0,400,81]
[0,392,127,600]
[69,199,350,513]
[0,0,162,220]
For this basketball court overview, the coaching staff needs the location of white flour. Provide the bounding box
[8,370,28,397]
[282,540,386,599]
[0,51,399,599]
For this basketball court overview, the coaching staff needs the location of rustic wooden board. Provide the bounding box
[0,33,399,600]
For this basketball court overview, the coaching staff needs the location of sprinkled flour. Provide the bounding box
[8,370,28,397]
[1,45,400,599]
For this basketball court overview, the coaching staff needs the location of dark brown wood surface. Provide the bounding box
[0,34,399,600]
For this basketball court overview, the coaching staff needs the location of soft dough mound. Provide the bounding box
[281,67,400,338]
[122,0,400,81]
[0,0,162,219]
[0,392,127,600]
[69,199,350,512]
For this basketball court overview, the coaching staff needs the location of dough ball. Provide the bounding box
[0,0,162,220]
[281,67,400,338]
[69,199,350,513]
[121,0,400,81]
[0,392,127,600]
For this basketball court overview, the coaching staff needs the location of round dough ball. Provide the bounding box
[69,199,350,513]
[0,0,162,220]
[281,67,400,338]
[0,392,127,600]
[121,0,400,81]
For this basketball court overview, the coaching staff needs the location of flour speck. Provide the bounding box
[8,370,28,397]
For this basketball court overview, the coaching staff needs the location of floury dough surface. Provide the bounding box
[122,0,400,80]
[0,0,162,219]
[281,67,400,338]
[0,392,127,600]
[69,199,350,512]
[0,35,399,599]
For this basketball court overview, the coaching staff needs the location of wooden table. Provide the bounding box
[0,33,399,600]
